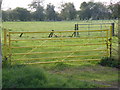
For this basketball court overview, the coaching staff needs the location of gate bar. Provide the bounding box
[11,49,107,56]
[13,54,107,61]
[9,29,109,34]
[11,43,107,49]
[10,37,107,41]
[22,59,101,65]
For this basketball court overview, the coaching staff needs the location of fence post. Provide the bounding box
[74,24,76,37]
[106,30,109,57]
[76,24,79,36]
[8,31,12,65]
[73,24,79,37]
[111,23,114,36]
[4,28,7,61]
[109,26,112,58]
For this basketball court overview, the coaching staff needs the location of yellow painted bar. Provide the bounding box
[21,59,101,65]
[11,37,107,41]
[11,49,107,56]
[13,54,106,61]
[9,29,108,34]
[78,26,110,28]
[11,43,106,49]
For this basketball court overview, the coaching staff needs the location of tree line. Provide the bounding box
[2,0,120,21]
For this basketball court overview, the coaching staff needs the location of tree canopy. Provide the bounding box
[60,2,76,20]
[45,3,57,21]
[2,1,120,21]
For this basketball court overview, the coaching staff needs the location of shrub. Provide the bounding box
[54,62,71,70]
[99,57,120,68]
[2,66,47,88]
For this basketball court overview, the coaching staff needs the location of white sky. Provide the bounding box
[1,0,119,11]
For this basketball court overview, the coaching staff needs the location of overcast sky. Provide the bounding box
[1,0,119,11]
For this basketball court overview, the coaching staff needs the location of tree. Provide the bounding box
[79,1,110,20]
[0,1,2,83]
[60,2,76,20]
[79,2,91,20]
[2,11,9,21]
[13,7,31,21]
[3,8,19,21]
[108,2,120,19]
[45,3,57,21]
[0,0,1,9]
[90,2,110,19]
[29,0,45,21]
[2,8,31,21]
[118,19,120,61]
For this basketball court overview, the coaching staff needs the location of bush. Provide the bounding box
[99,57,120,68]
[54,62,71,70]
[2,66,47,88]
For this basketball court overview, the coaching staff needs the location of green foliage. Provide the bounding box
[99,57,120,68]
[45,3,57,21]
[2,8,31,21]
[13,7,31,21]
[3,66,47,88]
[54,62,71,70]
[60,2,77,20]
[3,65,101,88]
[108,3,120,19]
[79,1,110,20]
[2,1,119,21]
[46,74,97,88]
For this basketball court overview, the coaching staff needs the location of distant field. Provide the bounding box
[2,20,118,32]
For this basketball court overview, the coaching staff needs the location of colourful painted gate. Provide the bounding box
[3,25,113,65]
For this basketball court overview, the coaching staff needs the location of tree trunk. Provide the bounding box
[0,0,2,66]
[118,19,120,61]
[0,0,2,89]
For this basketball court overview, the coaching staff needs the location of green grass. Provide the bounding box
[2,63,119,88]
[2,20,119,88]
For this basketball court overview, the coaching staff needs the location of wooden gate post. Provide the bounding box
[4,28,7,61]
[74,24,79,37]
[111,23,115,36]
[109,26,112,58]
[74,24,77,37]
[76,24,79,36]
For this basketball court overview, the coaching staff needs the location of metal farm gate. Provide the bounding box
[3,24,113,65]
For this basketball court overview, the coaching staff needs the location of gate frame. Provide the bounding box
[74,23,115,36]
[3,26,113,65]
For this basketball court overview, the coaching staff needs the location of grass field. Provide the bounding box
[2,20,119,88]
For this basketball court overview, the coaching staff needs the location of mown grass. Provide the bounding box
[2,20,119,88]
